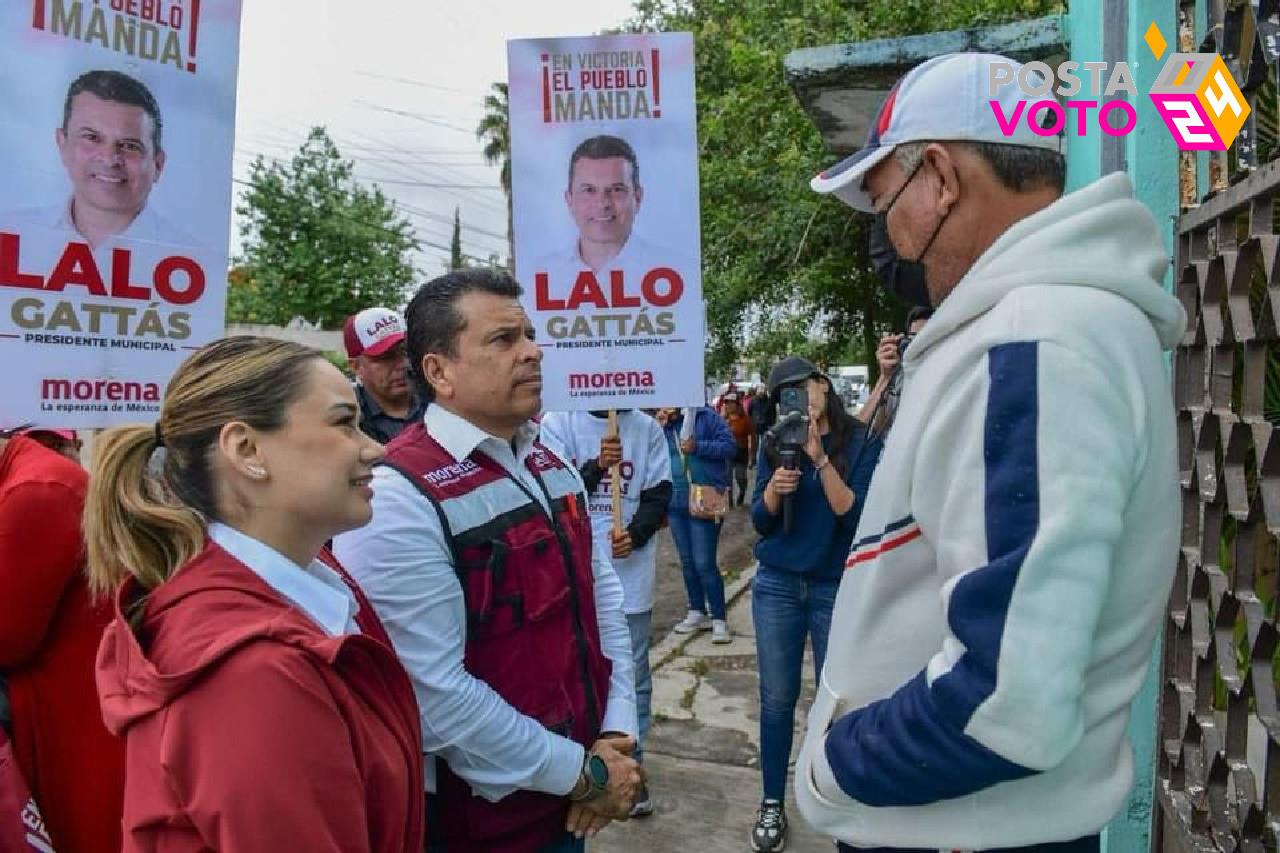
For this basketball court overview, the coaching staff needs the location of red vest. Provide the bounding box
[383,422,612,852]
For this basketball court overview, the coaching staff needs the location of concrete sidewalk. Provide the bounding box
[593,564,835,853]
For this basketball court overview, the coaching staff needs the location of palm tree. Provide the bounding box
[476,82,513,270]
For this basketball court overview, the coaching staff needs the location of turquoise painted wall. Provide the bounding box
[1065,1,1178,850]
[1120,2,1178,851]
[1064,2,1177,850]
[1064,0,1103,192]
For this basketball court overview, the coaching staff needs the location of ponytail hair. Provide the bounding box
[84,425,205,598]
[83,336,325,599]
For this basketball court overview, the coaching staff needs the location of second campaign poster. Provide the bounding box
[0,0,244,427]
[508,31,705,411]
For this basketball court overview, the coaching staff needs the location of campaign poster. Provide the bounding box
[0,0,244,427]
[508,32,705,411]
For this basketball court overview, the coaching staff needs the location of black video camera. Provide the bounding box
[768,384,809,535]
[772,384,809,452]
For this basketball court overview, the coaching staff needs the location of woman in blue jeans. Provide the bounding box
[748,357,882,853]
[657,406,737,643]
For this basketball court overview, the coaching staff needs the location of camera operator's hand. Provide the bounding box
[804,409,824,463]
[598,435,622,470]
[877,334,903,375]
[767,466,802,497]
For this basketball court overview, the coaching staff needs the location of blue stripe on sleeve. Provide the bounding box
[825,672,1035,806]
[823,342,1042,806]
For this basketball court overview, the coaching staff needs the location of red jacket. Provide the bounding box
[96,541,425,852]
[0,436,124,853]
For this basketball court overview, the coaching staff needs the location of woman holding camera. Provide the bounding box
[747,357,883,853]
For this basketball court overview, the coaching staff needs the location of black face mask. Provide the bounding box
[869,215,931,308]
[867,160,949,309]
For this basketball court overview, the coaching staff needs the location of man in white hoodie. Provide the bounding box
[798,53,1187,852]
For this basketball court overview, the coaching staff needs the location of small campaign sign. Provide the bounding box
[0,0,244,427]
[508,32,705,411]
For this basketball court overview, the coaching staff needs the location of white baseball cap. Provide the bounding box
[343,307,406,358]
[811,52,1065,212]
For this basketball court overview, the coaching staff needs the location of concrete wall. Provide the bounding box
[225,323,344,353]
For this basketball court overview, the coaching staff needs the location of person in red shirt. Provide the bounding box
[721,391,755,506]
[18,427,82,464]
[0,427,124,853]
[84,336,425,853]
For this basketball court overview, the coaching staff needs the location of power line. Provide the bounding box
[326,143,488,157]
[339,127,505,215]
[367,176,502,190]
[394,200,508,243]
[231,130,509,246]
[386,197,507,240]
[233,142,506,217]
[351,70,476,96]
[231,178,504,262]
[353,100,476,135]
[347,152,492,168]
[396,211,507,256]
[239,124,502,199]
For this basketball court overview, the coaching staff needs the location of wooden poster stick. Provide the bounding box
[607,409,623,534]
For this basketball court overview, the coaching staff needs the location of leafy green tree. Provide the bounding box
[630,0,1063,378]
[230,127,419,327]
[476,82,514,267]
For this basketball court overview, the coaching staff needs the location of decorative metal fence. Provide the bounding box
[1158,3,1280,850]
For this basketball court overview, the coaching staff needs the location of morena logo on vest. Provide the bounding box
[423,458,482,487]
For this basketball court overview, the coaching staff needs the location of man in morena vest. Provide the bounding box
[333,268,642,853]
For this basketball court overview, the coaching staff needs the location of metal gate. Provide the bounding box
[1159,2,1280,850]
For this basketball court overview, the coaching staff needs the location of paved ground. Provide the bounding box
[592,502,834,852]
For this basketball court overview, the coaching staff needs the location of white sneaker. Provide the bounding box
[673,610,708,634]
[711,619,732,644]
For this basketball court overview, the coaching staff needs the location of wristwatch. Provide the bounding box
[569,750,609,802]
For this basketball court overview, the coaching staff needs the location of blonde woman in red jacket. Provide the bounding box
[84,336,425,853]
[0,429,124,853]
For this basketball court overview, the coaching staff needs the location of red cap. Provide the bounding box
[22,427,78,442]
[343,307,406,358]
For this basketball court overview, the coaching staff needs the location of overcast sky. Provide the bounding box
[233,0,638,279]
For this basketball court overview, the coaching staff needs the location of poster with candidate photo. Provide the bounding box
[0,0,243,427]
[508,32,705,411]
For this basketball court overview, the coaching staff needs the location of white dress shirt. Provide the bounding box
[3,198,203,255]
[332,404,637,802]
[207,522,360,636]
[533,233,695,278]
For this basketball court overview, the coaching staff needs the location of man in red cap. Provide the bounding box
[343,307,423,444]
[19,428,81,464]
